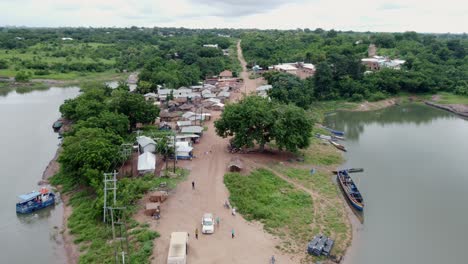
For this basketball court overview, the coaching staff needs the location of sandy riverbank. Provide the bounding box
[41,144,79,264]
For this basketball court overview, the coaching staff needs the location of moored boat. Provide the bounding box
[329,140,347,152]
[52,120,63,131]
[316,133,332,140]
[332,168,364,174]
[337,170,364,211]
[320,125,345,136]
[16,187,56,214]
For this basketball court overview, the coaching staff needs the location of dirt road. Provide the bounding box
[146,41,293,264]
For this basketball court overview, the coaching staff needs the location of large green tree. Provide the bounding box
[215,96,274,150]
[108,90,159,128]
[215,96,313,152]
[59,127,122,187]
[74,111,130,136]
[272,104,313,152]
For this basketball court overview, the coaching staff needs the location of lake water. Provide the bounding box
[325,104,468,264]
[0,87,79,263]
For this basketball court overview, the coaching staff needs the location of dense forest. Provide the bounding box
[241,30,467,105]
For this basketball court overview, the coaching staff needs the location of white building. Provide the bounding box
[138,152,156,174]
[175,141,193,160]
[273,64,298,74]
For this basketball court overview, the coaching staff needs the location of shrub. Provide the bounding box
[15,71,31,82]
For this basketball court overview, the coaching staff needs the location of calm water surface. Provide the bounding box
[0,87,79,263]
[325,104,468,264]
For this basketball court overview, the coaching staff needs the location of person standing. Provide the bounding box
[216,216,220,226]
[192,181,195,190]
[231,228,235,239]
[195,228,199,239]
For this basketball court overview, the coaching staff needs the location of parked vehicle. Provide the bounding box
[201,213,215,234]
[167,232,189,264]
[16,187,56,214]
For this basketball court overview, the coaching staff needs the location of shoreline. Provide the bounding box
[42,143,79,264]
[424,101,468,118]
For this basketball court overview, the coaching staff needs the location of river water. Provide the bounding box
[0,87,79,264]
[325,104,468,264]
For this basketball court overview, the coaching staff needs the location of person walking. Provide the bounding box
[216,216,220,226]
[192,181,195,190]
[195,228,199,239]
[231,228,235,239]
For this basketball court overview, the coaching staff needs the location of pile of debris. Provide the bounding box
[307,234,334,257]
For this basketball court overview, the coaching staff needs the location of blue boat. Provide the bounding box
[321,125,345,136]
[16,188,56,214]
[337,170,364,211]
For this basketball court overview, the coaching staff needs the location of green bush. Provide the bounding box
[368,91,387,102]
[15,71,31,82]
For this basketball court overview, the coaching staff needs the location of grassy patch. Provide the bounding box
[51,169,188,264]
[301,134,343,166]
[272,166,350,257]
[434,92,468,105]
[308,101,357,123]
[224,169,314,252]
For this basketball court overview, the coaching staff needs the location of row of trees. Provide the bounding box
[215,96,313,153]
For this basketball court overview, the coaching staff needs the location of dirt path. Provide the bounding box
[236,40,265,96]
[146,40,294,264]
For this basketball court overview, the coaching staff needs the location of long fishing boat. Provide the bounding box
[332,168,364,174]
[337,170,364,211]
[320,125,345,136]
[329,140,347,152]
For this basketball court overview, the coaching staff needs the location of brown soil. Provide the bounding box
[353,98,398,112]
[61,192,79,264]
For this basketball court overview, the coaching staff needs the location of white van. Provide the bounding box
[167,232,189,264]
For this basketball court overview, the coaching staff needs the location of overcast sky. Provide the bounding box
[0,0,467,33]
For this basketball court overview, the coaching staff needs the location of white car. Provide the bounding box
[201,213,215,234]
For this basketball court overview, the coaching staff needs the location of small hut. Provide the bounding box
[228,157,243,172]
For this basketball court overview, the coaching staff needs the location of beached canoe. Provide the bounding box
[332,168,364,174]
[320,125,345,136]
[329,140,346,152]
[337,170,364,211]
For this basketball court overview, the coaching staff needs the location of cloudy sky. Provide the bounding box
[0,0,466,33]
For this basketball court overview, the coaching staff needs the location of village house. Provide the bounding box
[203,44,218,48]
[361,56,405,71]
[180,126,204,136]
[137,151,156,174]
[136,136,157,153]
[175,141,193,160]
[273,64,298,75]
[176,120,193,130]
[219,70,233,80]
[144,93,158,101]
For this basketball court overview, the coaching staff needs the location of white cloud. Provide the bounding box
[0,0,466,33]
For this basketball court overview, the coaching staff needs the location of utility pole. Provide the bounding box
[173,132,177,173]
[103,171,117,223]
[108,207,131,264]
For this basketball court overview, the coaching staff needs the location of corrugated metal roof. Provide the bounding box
[181,126,203,134]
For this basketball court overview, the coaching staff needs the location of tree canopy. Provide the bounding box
[215,96,313,152]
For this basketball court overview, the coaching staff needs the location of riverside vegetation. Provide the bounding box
[5,27,464,262]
